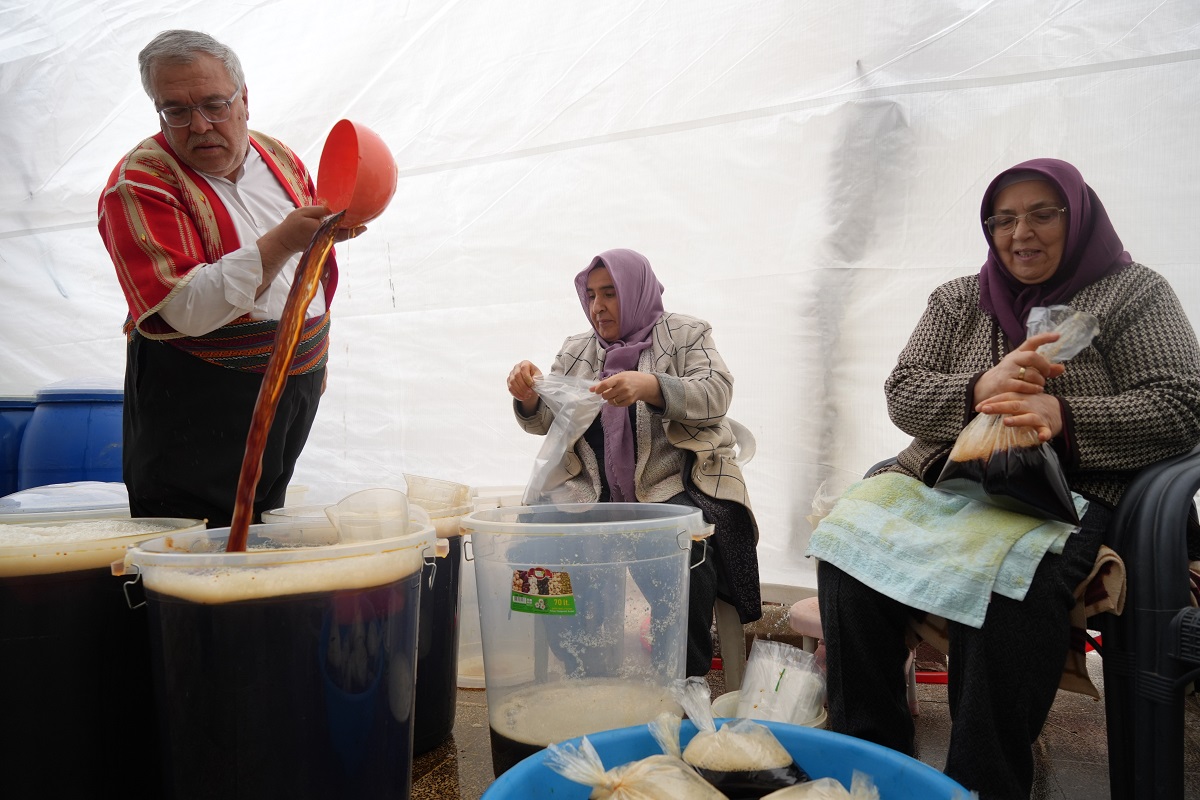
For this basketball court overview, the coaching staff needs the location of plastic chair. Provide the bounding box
[857,449,1200,799]
[711,418,755,690]
[1095,443,1200,800]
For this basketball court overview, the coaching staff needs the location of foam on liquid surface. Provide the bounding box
[490,678,680,746]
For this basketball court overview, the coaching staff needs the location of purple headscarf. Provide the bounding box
[573,248,665,502]
[978,158,1132,344]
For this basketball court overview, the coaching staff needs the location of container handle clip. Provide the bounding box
[422,544,439,590]
[121,563,147,610]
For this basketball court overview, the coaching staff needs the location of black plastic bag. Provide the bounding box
[935,414,1077,523]
[935,306,1099,524]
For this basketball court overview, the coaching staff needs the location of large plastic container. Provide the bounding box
[458,487,527,690]
[262,492,464,755]
[123,520,434,799]
[461,502,706,776]
[0,515,205,800]
[17,378,123,490]
[0,396,36,496]
[483,719,970,799]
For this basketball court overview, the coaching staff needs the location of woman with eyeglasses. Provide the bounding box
[816,158,1200,798]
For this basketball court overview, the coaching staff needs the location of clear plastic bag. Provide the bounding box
[736,640,826,726]
[935,305,1099,523]
[543,712,725,800]
[522,374,605,505]
[673,676,811,797]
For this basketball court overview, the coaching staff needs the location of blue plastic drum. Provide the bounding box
[17,379,123,490]
[0,396,36,496]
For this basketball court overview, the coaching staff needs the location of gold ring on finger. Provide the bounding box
[1018,366,1027,381]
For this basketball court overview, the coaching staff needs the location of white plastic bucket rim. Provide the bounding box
[461,502,708,540]
[261,502,433,529]
[404,473,471,510]
[121,519,437,602]
[0,517,205,577]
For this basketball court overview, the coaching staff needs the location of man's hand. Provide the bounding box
[255,205,332,295]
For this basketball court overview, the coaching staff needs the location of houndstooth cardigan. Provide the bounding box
[515,312,752,510]
[881,263,1200,509]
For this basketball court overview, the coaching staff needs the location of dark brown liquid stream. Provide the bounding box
[226,212,345,552]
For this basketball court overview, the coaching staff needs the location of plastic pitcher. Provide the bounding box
[460,502,707,776]
[0,516,204,800]
[122,519,434,800]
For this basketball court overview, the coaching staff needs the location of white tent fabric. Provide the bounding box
[3,0,1198,591]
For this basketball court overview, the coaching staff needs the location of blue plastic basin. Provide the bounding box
[483,719,969,799]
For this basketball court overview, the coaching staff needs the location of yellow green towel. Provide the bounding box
[805,472,1086,628]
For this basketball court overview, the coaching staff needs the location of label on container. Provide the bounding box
[510,566,576,615]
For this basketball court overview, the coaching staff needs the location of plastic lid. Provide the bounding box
[0,481,129,514]
[36,377,124,403]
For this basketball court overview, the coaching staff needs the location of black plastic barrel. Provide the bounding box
[413,530,462,754]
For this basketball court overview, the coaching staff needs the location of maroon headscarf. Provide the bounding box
[573,249,665,502]
[978,158,1132,344]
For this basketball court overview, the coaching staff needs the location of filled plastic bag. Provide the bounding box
[543,712,725,799]
[935,306,1099,523]
[674,676,810,798]
[761,771,880,799]
[736,640,825,726]
[522,374,605,505]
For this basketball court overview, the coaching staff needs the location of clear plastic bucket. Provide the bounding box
[457,489,526,689]
[404,473,470,512]
[123,520,434,799]
[460,502,707,776]
[0,516,205,799]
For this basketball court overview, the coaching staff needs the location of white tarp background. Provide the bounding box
[2,0,1198,591]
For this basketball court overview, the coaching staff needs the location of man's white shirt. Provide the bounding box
[157,146,327,337]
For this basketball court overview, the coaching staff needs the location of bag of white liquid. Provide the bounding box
[544,712,723,799]
[736,639,825,725]
[761,771,881,799]
[673,676,811,797]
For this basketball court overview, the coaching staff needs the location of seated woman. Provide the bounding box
[507,248,761,677]
[816,159,1200,798]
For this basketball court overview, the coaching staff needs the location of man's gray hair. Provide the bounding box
[138,29,245,98]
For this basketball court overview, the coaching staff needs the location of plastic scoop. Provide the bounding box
[325,489,445,554]
[325,488,410,542]
[316,120,398,228]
